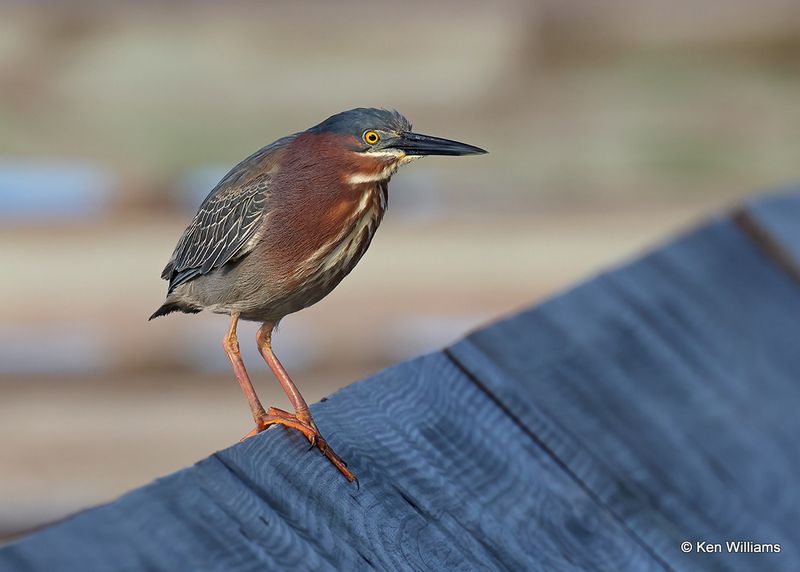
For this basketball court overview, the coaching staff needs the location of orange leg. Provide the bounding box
[250,322,356,482]
[225,317,354,482]
[222,313,267,422]
[256,323,314,426]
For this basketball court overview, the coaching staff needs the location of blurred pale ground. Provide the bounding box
[1,0,799,540]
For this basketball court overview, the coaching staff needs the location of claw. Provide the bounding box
[246,410,356,483]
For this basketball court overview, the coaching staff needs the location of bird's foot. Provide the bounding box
[241,406,356,483]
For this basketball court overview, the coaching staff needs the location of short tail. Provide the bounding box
[148,301,201,320]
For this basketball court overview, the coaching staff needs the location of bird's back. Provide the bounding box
[162,137,295,287]
[150,136,294,319]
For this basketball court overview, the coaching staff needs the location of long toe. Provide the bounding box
[250,411,356,483]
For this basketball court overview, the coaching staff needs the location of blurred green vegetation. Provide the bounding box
[1,1,798,208]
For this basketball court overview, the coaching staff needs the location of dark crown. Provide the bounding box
[310,108,411,137]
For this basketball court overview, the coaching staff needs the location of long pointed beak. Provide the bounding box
[387,132,487,156]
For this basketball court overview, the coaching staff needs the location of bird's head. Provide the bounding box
[308,108,486,185]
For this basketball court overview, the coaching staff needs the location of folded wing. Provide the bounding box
[161,136,294,293]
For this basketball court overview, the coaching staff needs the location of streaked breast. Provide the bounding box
[301,181,387,285]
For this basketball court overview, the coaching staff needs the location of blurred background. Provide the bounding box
[1,0,798,541]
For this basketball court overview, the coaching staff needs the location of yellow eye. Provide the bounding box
[364,130,380,145]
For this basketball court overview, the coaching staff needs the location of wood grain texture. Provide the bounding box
[0,354,661,571]
[744,187,800,261]
[2,190,799,571]
[735,186,800,283]
[449,196,800,571]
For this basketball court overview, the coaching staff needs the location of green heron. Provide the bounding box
[150,108,486,482]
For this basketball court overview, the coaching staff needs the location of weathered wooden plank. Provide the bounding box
[1,353,662,571]
[745,187,800,258]
[2,191,798,571]
[448,212,800,571]
[736,187,800,279]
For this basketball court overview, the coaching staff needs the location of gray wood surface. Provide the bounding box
[2,188,798,571]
